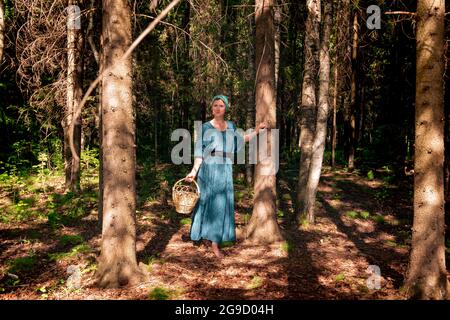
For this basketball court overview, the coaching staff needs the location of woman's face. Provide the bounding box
[212,99,226,118]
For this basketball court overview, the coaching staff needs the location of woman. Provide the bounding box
[185,95,267,258]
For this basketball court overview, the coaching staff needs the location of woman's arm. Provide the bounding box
[244,121,268,142]
[244,129,258,143]
[185,157,203,182]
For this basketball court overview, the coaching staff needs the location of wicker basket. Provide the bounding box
[172,178,200,214]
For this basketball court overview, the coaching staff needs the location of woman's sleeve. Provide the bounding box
[194,124,205,159]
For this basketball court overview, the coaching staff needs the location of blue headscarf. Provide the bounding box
[212,94,230,112]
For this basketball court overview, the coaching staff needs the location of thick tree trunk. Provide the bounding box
[405,0,447,300]
[64,0,83,192]
[0,0,4,65]
[98,4,104,231]
[246,0,283,244]
[297,0,320,220]
[95,0,145,288]
[302,0,332,224]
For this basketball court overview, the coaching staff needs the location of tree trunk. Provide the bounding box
[87,0,100,64]
[0,0,4,65]
[330,0,342,168]
[245,69,255,185]
[358,81,365,146]
[98,0,104,231]
[301,0,332,224]
[348,10,359,170]
[246,11,256,186]
[95,0,145,288]
[274,1,281,90]
[339,0,351,168]
[297,0,320,220]
[405,0,447,300]
[331,60,337,167]
[64,0,83,192]
[246,0,283,244]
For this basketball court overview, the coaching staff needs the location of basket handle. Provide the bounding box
[173,177,200,194]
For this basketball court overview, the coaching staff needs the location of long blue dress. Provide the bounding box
[190,121,244,244]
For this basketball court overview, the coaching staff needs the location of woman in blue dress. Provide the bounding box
[185,95,267,258]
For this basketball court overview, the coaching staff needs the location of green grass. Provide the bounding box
[299,218,310,228]
[374,188,390,200]
[235,191,245,201]
[145,255,166,272]
[344,210,371,220]
[148,287,172,300]
[281,241,294,254]
[48,243,91,261]
[58,234,84,246]
[277,209,284,218]
[371,215,385,224]
[1,196,45,223]
[345,211,359,219]
[220,241,234,248]
[246,276,263,290]
[179,217,191,225]
[8,255,38,274]
[359,211,371,219]
[281,193,292,201]
[335,273,346,282]
[332,193,342,200]
[45,191,95,229]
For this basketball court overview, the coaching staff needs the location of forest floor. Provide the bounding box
[0,163,448,300]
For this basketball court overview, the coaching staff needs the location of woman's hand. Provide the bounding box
[185,170,197,182]
[257,120,269,133]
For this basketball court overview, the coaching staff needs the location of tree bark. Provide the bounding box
[246,0,283,244]
[274,1,281,90]
[64,0,84,192]
[246,9,256,186]
[297,0,320,220]
[95,0,145,288]
[330,0,343,169]
[246,41,255,185]
[347,10,359,170]
[331,59,337,168]
[98,0,104,230]
[301,0,332,224]
[0,0,4,65]
[405,0,447,300]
